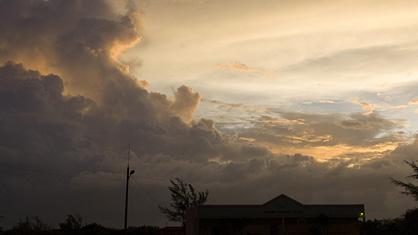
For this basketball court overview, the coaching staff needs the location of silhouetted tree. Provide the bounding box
[392,160,418,201]
[59,214,83,232]
[402,208,418,233]
[0,215,3,233]
[11,217,50,234]
[159,178,209,223]
[80,223,111,235]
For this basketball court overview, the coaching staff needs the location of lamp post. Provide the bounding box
[124,146,135,231]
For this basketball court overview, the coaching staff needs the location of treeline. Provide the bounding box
[358,160,418,234]
[2,211,418,235]
[0,215,160,235]
[362,208,418,235]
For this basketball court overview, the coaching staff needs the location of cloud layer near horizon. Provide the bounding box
[1,0,418,229]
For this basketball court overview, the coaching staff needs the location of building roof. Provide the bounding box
[192,194,364,219]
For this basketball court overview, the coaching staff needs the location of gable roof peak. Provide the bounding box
[262,194,303,207]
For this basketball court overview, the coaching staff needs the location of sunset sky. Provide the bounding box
[126,0,418,160]
[1,0,418,229]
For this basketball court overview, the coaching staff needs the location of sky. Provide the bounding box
[1,0,418,229]
[126,0,418,160]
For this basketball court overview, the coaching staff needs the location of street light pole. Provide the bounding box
[124,145,135,231]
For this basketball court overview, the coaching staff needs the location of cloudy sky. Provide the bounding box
[126,0,418,160]
[1,0,418,229]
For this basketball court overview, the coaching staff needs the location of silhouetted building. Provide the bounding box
[185,194,365,235]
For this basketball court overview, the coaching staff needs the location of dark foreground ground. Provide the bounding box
[1,208,418,235]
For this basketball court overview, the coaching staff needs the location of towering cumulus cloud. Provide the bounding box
[0,0,417,229]
[0,0,269,227]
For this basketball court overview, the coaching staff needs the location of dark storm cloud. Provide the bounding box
[130,146,417,221]
[0,0,271,227]
[0,0,141,100]
[0,60,270,227]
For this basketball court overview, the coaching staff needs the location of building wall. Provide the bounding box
[189,219,361,235]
